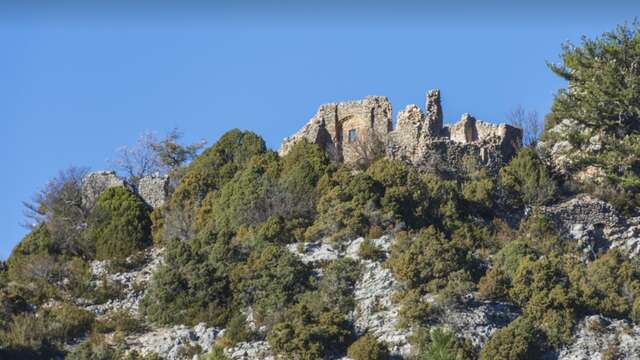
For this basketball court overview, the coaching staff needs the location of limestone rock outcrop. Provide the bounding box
[557,315,640,360]
[280,89,523,174]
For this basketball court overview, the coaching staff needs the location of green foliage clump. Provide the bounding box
[267,292,353,360]
[498,148,557,208]
[85,186,152,260]
[413,327,477,360]
[509,256,577,346]
[547,21,640,134]
[347,334,389,360]
[479,317,544,360]
[200,346,231,360]
[359,238,386,261]
[570,249,640,319]
[0,303,94,357]
[387,227,476,296]
[140,237,236,327]
[231,244,312,327]
[543,22,640,208]
[317,257,362,314]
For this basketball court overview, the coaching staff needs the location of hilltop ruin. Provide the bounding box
[279,89,523,173]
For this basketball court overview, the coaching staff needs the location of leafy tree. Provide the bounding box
[547,21,640,134]
[387,227,475,294]
[479,317,544,360]
[140,237,236,326]
[347,334,390,360]
[267,292,353,359]
[85,187,152,260]
[498,148,557,208]
[231,244,312,328]
[21,167,91,258]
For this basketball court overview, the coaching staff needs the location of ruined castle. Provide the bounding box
[279,89,523,173]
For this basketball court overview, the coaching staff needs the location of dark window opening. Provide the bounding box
[348,129,357,143]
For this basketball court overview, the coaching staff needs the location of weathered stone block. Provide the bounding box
[138,175,170,209]
[81,171,127,209]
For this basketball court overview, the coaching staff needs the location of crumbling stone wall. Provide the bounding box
[81,171,169,210]
[138,175,170,209]
[279,96,392,163]
[81,171,127,209]
[280,89,523,173]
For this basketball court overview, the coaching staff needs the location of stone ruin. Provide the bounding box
[279,89,523,174]
[81,171,170,210]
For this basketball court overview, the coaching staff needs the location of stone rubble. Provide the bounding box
[539,194,640,259]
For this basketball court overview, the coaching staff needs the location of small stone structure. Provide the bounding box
[137,174,170,209]
[280,89,523,173]
[81,171,169,209]
[279,96,392,163]
[81,171,127,209]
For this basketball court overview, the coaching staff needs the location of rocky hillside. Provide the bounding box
[2,22,640,360]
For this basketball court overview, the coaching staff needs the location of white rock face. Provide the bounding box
[558,315,640,360]
[81,247,164,315]
[127,323,221,360]
[440,302,520,348]
[225,341,274,360]
[286,235,521,358]
[353,260,410,356]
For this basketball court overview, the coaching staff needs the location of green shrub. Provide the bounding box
[387,227,474,293]
[498,148,557,208]
[85,186,152,260]
[318,258,361,314]
[477,267,510,301]
[218,313,253,346]
[268,292,353,359]
[140,237,236,327]
[509,256,577,346]
[479,317,544,360]
[414,327,476,360]
[231,244,312,328]
[359,238,385,261]
[396,289,435,328]
[200,346,231,360]
[95,309,147,335]
[161,130,267,242]
[570,249,640,319]
[347,334,389,360]
[43,303,94,343]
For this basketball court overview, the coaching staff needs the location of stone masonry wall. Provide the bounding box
[279,96,392,163]
[81,171,170,210]
[280,89,523,173]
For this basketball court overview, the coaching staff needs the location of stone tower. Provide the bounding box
[425,89,443,136]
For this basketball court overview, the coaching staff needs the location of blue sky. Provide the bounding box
[1,1,638,259]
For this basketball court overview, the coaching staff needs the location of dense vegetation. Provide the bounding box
[1,22,639,360]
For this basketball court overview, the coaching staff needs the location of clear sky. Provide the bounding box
[1,1,638,259]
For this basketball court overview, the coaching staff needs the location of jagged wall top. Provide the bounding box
[279,89,523,172]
